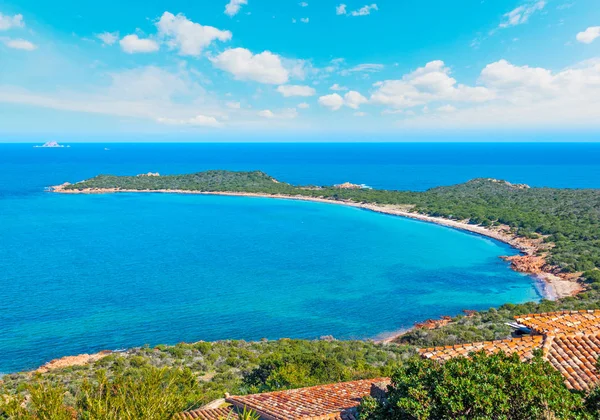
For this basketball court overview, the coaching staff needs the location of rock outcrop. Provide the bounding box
[414,316,452,330]
[501,255,547,274]
[35,351,113,373]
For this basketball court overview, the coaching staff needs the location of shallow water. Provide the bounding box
[4,142,595,373]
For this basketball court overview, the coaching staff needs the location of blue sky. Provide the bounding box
[0,0,599,139]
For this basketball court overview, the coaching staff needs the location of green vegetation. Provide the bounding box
[0,339,412,418]
[63,170,294,194]
[359,351,593,420]
[1,366,199,419]
[0,365,265,420]
[64,171,600,273]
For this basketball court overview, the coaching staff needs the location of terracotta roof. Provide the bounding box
[226,378,389,420]
[176,406,235,419]
[515,310,600,335]
[419,335,544,361]
[546,333,600,391]
[420,310,600,391]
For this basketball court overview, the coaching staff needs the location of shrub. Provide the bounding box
[359,351,589,420]
[0,366,201,420]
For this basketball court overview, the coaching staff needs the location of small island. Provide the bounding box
[34,141,69,148]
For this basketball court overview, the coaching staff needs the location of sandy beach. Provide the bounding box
[50,185,582,300]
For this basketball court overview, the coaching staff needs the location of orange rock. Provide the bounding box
[501,255,547,274]
[415,316,452,330]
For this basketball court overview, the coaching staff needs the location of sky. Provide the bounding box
[0,0,600,140]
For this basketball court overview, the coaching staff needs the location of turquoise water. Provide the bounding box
[5,142,599,373]
[1,192,539,373]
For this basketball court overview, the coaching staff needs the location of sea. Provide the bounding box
[1,142,599,374]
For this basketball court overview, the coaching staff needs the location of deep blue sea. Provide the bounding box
[1,142,600,374]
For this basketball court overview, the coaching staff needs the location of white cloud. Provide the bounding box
[96,31,119,46]
[370,60,494,109]
[576,27,600,44]
[299,2,309,7]
[226,101,241,109]
[340,63,384,75]
[300,17,309,23]
[381,109,404,115]
[438,104,456,112]
[350,4,378,16]
[157,114,222,127]
[354,111,367,117]
[393,58,600,129]
[478,59,554,98]
[225,0,248,17]
[258,109,274,118]
[319,91,367,110]
[258,108,298,119]
[120,34,159,54]
[283,58,310,80]
[0,13,24,31]
[336,3,378,16]
[276,84,316,97]
[156,12,231,56]
[0,66,225,125]
[257,109,275,118]
[344,90,368,109]
[330,83,348,91]
[318,93,345,110]
[210,48,289,84]
[3,38,36,50]
[499,1,546,28]
[297,102,310,109]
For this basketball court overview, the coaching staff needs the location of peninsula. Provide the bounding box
[52,170,599,300]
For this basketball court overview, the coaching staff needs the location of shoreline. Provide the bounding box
[43,184,583,354]
[50,184,582,301]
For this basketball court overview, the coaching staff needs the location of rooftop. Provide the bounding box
[515,310,600,335]
[419,335,543,362]
[420,310,600,391]
[225,378,389,420]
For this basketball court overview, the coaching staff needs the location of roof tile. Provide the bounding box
[176,406,235,420]
[546,333,600,390]
[515,310,600,335]
[418,335,544,361]
[226,378,389,420]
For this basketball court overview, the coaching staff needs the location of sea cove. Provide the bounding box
[0,187,539,373]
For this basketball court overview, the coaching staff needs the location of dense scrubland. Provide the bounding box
[1,340,411,418]
[4,170,596,418]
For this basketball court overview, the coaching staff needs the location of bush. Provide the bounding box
[359,351,589,420]
[0,366,202,420]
